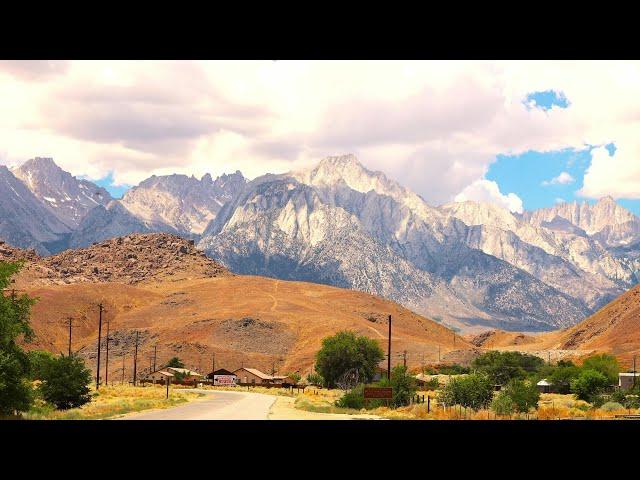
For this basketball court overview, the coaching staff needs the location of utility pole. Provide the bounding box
[132,331,139,386]
[403,350,407,369]
[211,353,216,383]
[438,345,441,363]
[387,315,392,380]
[96,303,104,390]
[66,316,74,357]
[153,344,157,372]
[105,319,110,386]
[548,351,551,366]
[121,353,126,385]
[634,355,637,389]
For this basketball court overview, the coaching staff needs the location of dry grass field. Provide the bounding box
[24,384,202,420]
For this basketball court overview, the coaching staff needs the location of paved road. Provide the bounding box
[118,389,277,420]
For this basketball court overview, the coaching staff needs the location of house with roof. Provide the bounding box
[234,367,275,385]
[619,372,640,390]
[233,367,298,386]
[146,370,175,384]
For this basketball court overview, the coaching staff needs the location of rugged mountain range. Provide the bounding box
[2,155,640,332]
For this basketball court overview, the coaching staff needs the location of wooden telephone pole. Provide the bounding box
[153,344,157,372]
[105,319,110,386]
[387,315,392,380]
[66,316,74,357]
[132,331,139,386]
[96,303,104,390]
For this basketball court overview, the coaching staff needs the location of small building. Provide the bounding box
[619,372,640,390]
[146,370,174,384]
[234,367,274,385]
[207,368,238,386]
[537,379,553,393]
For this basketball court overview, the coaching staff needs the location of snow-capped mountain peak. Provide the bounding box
[12,157,112,229]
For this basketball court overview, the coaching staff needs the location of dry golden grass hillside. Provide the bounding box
[7,233,473,380]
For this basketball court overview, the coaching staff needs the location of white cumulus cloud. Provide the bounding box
[542,171,574,186]
[454,179,524,213]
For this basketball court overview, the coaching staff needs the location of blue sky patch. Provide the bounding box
[525,90,570,111]
[91,172,130,199]
[486,145,640,215]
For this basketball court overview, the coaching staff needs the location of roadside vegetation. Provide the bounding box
[25,384,201,420]
[291,334,640,420]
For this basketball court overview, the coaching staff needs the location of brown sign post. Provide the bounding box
[364,387,393,407]
[364,387,393,399]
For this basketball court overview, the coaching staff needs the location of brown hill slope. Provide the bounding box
[547,283,640,367]
[5,233,473,379]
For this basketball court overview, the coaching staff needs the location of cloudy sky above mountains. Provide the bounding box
[1,60,639,213]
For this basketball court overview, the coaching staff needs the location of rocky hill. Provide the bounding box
[13,233,229,287]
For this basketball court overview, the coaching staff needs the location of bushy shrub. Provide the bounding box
[471,350,544,385]
[502,379,540,413]
[335,384,365,409]
[491,392,514,416]
[570,369,609,403]
[422,377,440,390]
[438,373,494,410]
[600,401,625,412]
[306,372,324,387]
[39,355,92,410]
[376,366,417,408]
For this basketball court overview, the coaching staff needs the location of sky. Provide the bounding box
[0,60,639,213]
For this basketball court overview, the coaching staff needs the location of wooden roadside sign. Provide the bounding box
[364,387,393,399]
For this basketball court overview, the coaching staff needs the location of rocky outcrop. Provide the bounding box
[38,233,229,285]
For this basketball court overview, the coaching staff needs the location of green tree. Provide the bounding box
[502,379,540,413]
[287,372,302,384]
[165,357,185,368]
[548,362,581,394]
[27,350,55,380]
[0,351,34,416]
[471,350,544,385]
[39,355,93,410]
[306,372,324,386]
[0,261,36,416]
[491,392,515,416]
[376,365,418,408]
[315,331,384,388]
[438,373,494,410]
[581,354,620,385]
[570,369,609,403]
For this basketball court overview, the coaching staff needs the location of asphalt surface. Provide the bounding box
[118,389,277,420]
